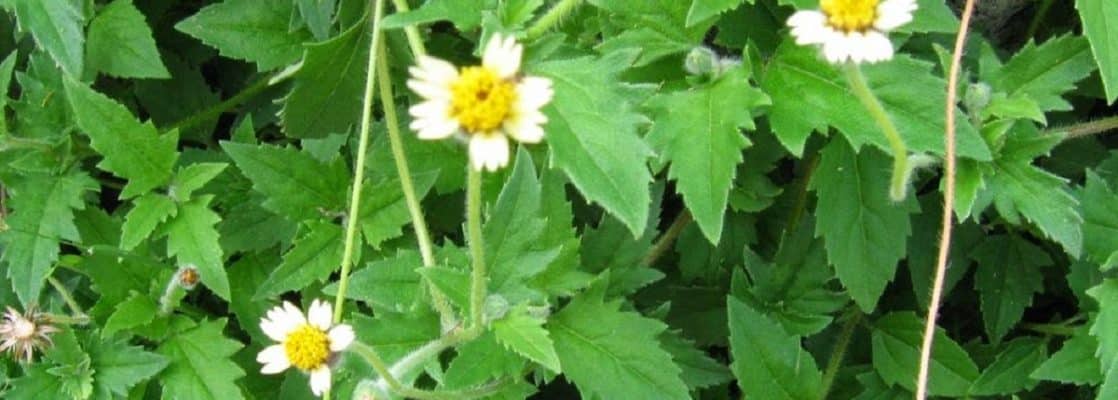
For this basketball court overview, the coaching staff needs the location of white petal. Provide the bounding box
[503,112,546,143]
[822,33,852,64]
[483,34,522,79]
[260,303,300,341]
[864,31,895,63]
[409,56,458,88]
[875,0,917,31]
[283,301,307,325]
[309,367,332,396]
[469,133,510,172]
[516,77,554,110]
[256,345,291,374]
[328,324,355,352]
[407,79,452,101]
[308,299,332,331]
[787,10,825,29]
[408,101,460,140]
[788,11,830,45]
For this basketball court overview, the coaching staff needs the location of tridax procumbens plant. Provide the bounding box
[1,0,1118,399]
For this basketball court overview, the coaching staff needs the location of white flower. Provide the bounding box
[407,34,554,172]
[787,0,917,64]
[0,306,58,363]
[256,300,355,397]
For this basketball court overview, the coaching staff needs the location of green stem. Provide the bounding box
[523,0,583,41]
[44,313,89,326]
[467,166,487,328]
[333,0,387,323]
[1047,115,1118,140]
[390,0,427,57]
[818,309,862,400]
[162,72,286,134]
[47,276,85,318]
[842,62,909,201]
[376,39,456,331]
[350,341,402,390]
[158,271,184,316]
[1022,323,1079,336]
[367,325,482,394]
[641,211,692,266]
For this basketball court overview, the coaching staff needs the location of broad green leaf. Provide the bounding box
[1082,172,1118,266]
[968,338,1047,396]
[762,44,991,160]
[646,68,769,243]
[170,163,228,201]
[549,282,689,400]
[351,310,440,363]
[811,139,915,312]
[222,141,349,221]
[218,197,298,254]
[1077,0,1118,103]
[165,196,229,300]
[133,55,219,140]
[989,35,1096,113]
[445,332,525,389]
[102,291,159,337]
[255,221,344,300]
[175,0,311,71]
[871,312,980,397]
[727,296,821,400]
[660,330,732,390]
[686,0,744,26]
[1032,333,1102,385]
[380,0,488,30]
[296,0,336,40]
[989,157,1082,257]
[485,150,557,301]
[323,250,421,312]
[592,0,713,66]
[11,0,84,76]
[86,0,170,79]
[281,17,367,139]
[493,308,562,373]
[120,193,177,250]
[64,76,179,198]
[1090,280,1118,369]
[4,365,68,399]
[86,336,169,400]
[157,319,246,400]
[0,50,18,135]
[535,52,653,236]
[971,234,1051,343]
[358,172,436,249]
[2,172,95,305]
[227,252,278,341]
[11,52,70,141]
[418,265,470,310]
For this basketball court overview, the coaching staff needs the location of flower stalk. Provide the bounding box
[466,166,487,328]
[842,62,910,201]
[524,0,584,41]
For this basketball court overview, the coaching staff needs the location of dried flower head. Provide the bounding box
[0,306,59,363]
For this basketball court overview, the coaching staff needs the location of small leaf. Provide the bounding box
[1031,333,1103,385]
[970,234,1051,343]
[1077,0,1118,103]
[686,0,744,26]
[170,163,228,201]
[86,335,169,400]
[727,296,821,400]
[11,0,84,76]
[281,17,368,138]
[120,193,177,250]
[1082,172,1118,266]
[222,141,349,221]
[988,35,1096,113]
[493,308,562,373]
[968,338,1047,396]
[175,0,311,71]
[86,0,170,79]
[157,319,246,400]
[165,196,229,300]
[102,291,159,337]
[871,312,980,397]
[255,221,344,300]
[322,250,421,312]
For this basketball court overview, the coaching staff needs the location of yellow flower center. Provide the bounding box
[284,325,331,371]
[820,0,879,32]
[449,66,517,133]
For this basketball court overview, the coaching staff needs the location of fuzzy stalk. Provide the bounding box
[842,62,910,201]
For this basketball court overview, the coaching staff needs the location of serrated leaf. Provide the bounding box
[165,196,229,300]
[968,338,1047,396]
[2,172,95,305]
[255,221,344,299]
[379,0,487,30]
[535,52,653,237]
[222,141,349,221]
[444,332,525,389]
[871,312,980,397]
[323,250,421,312]
[1077,0,1118,103]
[11,0,84,76]
[660,330,732,390]
[989,35,1096,113]
[762,43,990,160]
[1089,280,1118,368]
[485,150,557,301]
[86,336,169,400]
[811,139,915,312]
[1032,334,1102,385]
[175,0,311,71]
[218,197,298,254]
[281,16,367,139]
[64,76,179,198]
[646,68,768,243]
[686,0,744,26]
[121,193,177,250]
[86,0,170,79]
[493,309,562,373]
[170,163,228,201]
[358,172,436,249]
[988,153,1082,256]
[970,234,1050,343]
[102,291,159,337]
[4,365,68,399]
[1082,172,1118,266]
[157,319,246,400]
[549,283,689,400]
[727,296,820,400]
[43,329,94,399]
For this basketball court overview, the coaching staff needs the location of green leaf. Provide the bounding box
[281,17,367,139]
[988,35,1096,113]
[174,0,311,71]
[988,152,1082,257]
[380,0,488,30]
[1082,172,1118,266]
[0,50,18,136]
[646,68,769,243]
[121,193,177,250]
[493,308,562,373]
[1077,0,1118,103]
[323,250,421,312]
[686,0,744,26]
[86,336,169,400]
[660,330,732,390]
[970,234,1051,343]
[871,312,980,397]
[445,332,525,389]
[11,0,84,76]
[157,319,246,400]
[64,76,180,198]
[86,0,170,79]
[358,172,436,249]
[102,291,159,337]
[485,150,557,301]
[165,196,229,300]
[4,365,69,399]
[170,163,228,201]
[1090,280,1118,369]
[255,221,344,300]
[727,296,821,400]
[218,197,298,254]
[2,172,96,305]
[535,52,653,236]
[43,330,95,399]
[222,141,349,221]
[762,43,991,160]
[1032,333,1102,385]
[549,282,689,400]
[592,0,712,66]
[811,139,915,312]
[968,338,1047,396]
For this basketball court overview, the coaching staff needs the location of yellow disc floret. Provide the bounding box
[820,0,879,32]
[284,325,331,371]
[449,66,517,133]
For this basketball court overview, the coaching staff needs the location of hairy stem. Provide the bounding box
[162,72,287,135]
[818,309,862,400]
[917,0,975,398]
[333,0,387,323]
[1048,115,1118,140]
[350,341,402,390]
[842,63,909,201]
[523,0,583,41]
[158,270,184,316]
[467,166,487,328]
[47,276,85,318]
[390,0,427,57]
[368,326,483,395]
[641,210,692,266]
